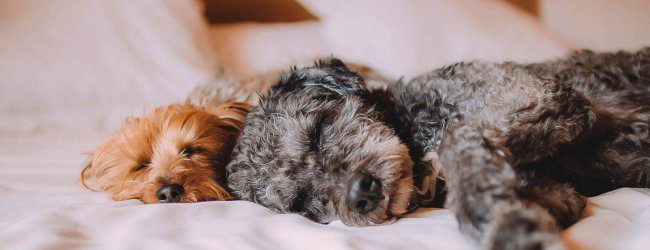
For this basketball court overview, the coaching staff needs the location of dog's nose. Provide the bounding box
[347,174,383,214]
[157,184,184,203]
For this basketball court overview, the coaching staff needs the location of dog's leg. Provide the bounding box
[484,177,586,250]
[401,65,600,248]
[439,122,564,250]
[438,93,595,249]
[503,77,598,165]
[437,91,596,249]
[515,173,587,229]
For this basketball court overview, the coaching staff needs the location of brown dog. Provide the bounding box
[81,102,250,203]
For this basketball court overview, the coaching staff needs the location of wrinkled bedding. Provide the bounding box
[1,0,649,249]
[0,131,648,250]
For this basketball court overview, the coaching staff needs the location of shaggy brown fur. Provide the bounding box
[82,102,249,203]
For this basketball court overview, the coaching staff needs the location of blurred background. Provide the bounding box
[206,0,650,51]
[1,0,649,133]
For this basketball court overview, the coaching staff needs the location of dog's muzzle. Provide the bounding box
[346,173,383,214]
[157,184,184,203]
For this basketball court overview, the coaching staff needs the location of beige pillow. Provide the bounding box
[299,0,575,78]
[0,0,218,132]
[210,21,329,78]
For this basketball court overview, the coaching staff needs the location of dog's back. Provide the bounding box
[527,48,650,194]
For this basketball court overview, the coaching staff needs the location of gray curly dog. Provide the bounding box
[226,48,650,249]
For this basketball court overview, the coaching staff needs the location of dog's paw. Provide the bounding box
[483,202,564,250]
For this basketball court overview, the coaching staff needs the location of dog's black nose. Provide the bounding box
[347,174,383,214]
[157,184,184,203]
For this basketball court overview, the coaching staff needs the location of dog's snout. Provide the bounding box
[157,184,184,203]
[347,174,383,214]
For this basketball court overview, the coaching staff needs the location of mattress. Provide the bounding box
[0,131,648,250]
[1,1,648,249]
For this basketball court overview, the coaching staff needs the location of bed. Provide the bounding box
[1,1,648,249]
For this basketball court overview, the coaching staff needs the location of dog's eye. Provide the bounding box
[309,115,328,151]
[182,146,205,157]
[133,164,148,172]
[289,189,309,213]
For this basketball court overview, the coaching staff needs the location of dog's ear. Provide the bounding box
[264,57,367,108]
[308,57,366,97]
[317,57,349,71]
[80,153,98,191]
[204,102,251,132]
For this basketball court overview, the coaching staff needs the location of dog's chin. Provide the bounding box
[337,202,400,226]
[338,203,390,226]
[338,175,413,226]
[140,191,225,204]
[140,182,231,204]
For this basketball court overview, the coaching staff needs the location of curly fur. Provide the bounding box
[227,48,650,249]
[227,60,411,225]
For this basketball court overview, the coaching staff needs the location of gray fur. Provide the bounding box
[226,49,650,249]
[227,59,411,225]
[188,63,395,107]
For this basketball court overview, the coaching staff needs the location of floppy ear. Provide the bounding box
[263,57,367,109]
[317,57,349,71]
[205,102,252,132]
[80,153,98,191]
[311,57,366,97]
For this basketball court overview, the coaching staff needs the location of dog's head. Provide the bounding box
[82,102,250,203]
[227,58,413,226]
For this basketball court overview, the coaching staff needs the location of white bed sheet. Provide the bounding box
[1,1,648,249]
[0,131,648,250]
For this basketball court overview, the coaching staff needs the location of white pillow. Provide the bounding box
[0,0,218,132]
[299,0,575,78]
[210,21,329,78]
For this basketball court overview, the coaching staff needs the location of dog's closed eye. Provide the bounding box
[132,163,148,172]
[289,189,309,213]
[181,146,205,157]
[309,114,333,151]
[309,122,323,152]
